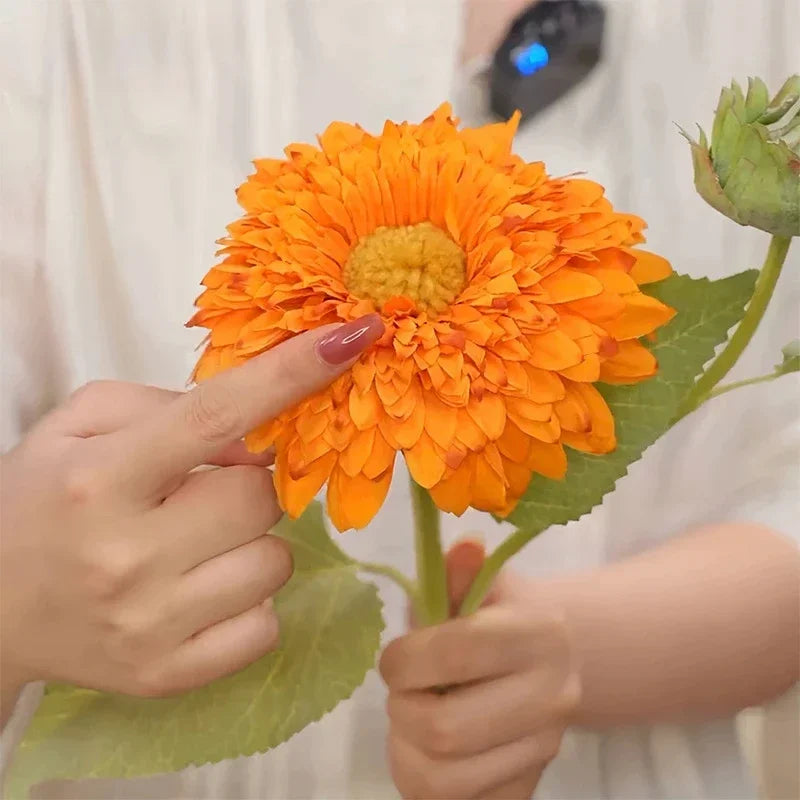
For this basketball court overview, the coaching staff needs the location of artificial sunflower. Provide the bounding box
[189,104,675,531]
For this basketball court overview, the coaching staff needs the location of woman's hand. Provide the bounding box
[380,541,580,800]
[382,523,800,800]
[0,315,383,724]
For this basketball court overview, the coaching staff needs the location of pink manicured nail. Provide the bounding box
[316,314,384,365]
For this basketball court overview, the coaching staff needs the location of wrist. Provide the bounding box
[526,573,588,725]
[0,663,28,729]
[0,621,33,729]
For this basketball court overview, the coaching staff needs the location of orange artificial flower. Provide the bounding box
[189,104,675,531]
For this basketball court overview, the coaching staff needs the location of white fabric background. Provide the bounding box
[1,1,798,798]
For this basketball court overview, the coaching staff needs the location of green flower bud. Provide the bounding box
[682,76,800,237]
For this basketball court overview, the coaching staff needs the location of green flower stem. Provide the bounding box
[677,234,792,420]
[410,479,449,626]
[458,527,547,616]
[706,371,786,399]
[355,560,418,601]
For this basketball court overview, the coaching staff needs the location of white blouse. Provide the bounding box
[1,1,798,798]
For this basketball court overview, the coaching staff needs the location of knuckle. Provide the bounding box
[423,706,461,757]
[387,735,449,800]
[417,767,450,800]
[380,635,422,689]
[104,610,159,659]
[435,634,470,683]
[538,729,565,763]
[534,608,573,663]
[261,536,293,589]
[256,606,281,654]
[83,541,145,599]
[229,466,282,533]
[556,674,583,717]
[385,692,402,724]
[257,465,278,502]
[538,608,569,640]
[186,384,244,445]
[62,465,107,506]
[242,464,279,508]
[378,641,400,685]
[67,380,113,411]
[387,739,417,800]
[128,666,175,699]
[273,346,308,398]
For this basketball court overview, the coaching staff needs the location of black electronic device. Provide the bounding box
[489,1,606,123]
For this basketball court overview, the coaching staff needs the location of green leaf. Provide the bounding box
[506,269,758,533]
[745,77,770,123]
[777,339,800,374]
[6,503,384,799]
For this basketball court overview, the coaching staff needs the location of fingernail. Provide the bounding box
[316,314,384,366]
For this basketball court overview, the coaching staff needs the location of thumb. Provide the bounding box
[445,536,486,616]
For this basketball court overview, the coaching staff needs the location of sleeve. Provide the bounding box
[1,3,73,452]
[716,373,800,540]
[0,4,71,776]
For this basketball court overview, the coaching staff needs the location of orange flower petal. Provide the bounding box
[327,464,393,531]
[339,427,376,477]
[559,353,601,382]
[452,408,487,451]
[296,410,329,442]
[405,432,446,488]
[424,392,458,449]
[348,385,382,430]
[560,382,615,453]
[564,292,627,322]
[591,248,636,272]
[391,396,426,449]
[502,458,533,498]
[554,390,591,432]
[602,293,676,340]
[600,340,658,384]
[538,269,603,303]
[245,417,283,452]
[362,430,397,479]
[526,439,567,480]
[208,309,261,347]
[583,267,639,296]
[629,249,673,284]
[467,392,507,440]
[496,420,530,464]
[522,366,566,403]
[506,396,552,422]
[276,450,337,518]
[509,412,561,443]
[528,330,583,370]
[470,454,508,511]
[429,466,472,516]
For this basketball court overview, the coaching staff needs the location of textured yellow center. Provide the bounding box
[343,223,466,313]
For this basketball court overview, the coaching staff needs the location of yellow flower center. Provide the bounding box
[343,223,466,313]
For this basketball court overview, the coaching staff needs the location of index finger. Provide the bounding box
[109,314,383,500]
[379,606,537,691]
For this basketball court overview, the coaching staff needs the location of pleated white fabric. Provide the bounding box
[1,1,797,798]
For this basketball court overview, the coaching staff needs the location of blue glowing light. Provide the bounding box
[513,42,549,76]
